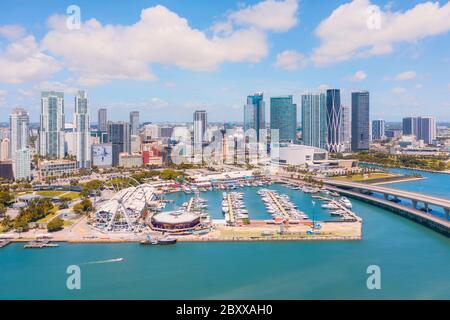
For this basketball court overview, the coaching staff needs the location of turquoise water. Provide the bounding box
[163,184,340,221]
[1,169,449,299]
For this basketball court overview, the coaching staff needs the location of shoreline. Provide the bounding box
[360,162,450,174]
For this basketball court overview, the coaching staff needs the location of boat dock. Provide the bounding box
[0,240,11,248]
[186,197,194,212]
[266,191,290,219]
[24,240,59,249]
[227,193,235,223]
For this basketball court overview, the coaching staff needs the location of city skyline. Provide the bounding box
[0,0,449,122]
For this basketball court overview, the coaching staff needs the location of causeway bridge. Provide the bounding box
[323,180,450,237]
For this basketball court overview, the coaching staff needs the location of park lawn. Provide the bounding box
[36,191,66,197]
[59,191,80,200]
[332,172,397,182]
[36,206,60,223]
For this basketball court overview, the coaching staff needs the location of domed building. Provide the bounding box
[151,210,200,231]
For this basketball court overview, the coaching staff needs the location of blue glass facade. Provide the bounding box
[270,95,297,142]
[301,93,326,149]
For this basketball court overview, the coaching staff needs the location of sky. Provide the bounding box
[0,0,449,123]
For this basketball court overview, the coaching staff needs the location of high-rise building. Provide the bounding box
[402,116,436,144]
[0,138,10,161]
[14,148,31,180]
[98,108,108,132]
[402,117,418,136]
[74,90,91,168]
[417,116,436,144]
[9,108,29,161]
[108,121,131,166]
[301,93,326,149]
[130,111,140,135]
[372,120,385,140]
[244,92,265,141]
[270,95,297,142]
[340,105,352,151]
[40,91,65,159]
[326,89,343,153]
[193,110,207,152]
[351,91,370,151]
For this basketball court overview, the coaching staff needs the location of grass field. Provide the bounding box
[36,191,66,197]
[331,172,398,182]
[36,191,80,200]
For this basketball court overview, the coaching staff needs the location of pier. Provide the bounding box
[266,191,290,220]
[186,197,194,212]
[24,240,59,249]
[227,193,235,223]
[0,240,11,248]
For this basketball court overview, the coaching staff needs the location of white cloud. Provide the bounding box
[226,0,299,32]
[414,84,423,89]
[347,70,367,82]
[0,89,7,106]
[0,35,61,84]
[391,87,407,94]
[395,70,416,81]
[311,0,450,66]
[34,80,79,95]
[41,6,270,85]
[0,24,26,40]
[275,50,307,70]
[318,84,330,92]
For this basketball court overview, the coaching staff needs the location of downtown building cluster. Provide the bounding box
[0,87,441,181]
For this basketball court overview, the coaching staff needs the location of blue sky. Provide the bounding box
[0,0,449,123]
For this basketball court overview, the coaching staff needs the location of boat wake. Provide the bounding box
[82,258,124,265]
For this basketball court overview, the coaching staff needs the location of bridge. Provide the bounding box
[324,180,450,237]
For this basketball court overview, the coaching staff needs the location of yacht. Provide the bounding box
[339,197,352,209]
[321,203,339,209]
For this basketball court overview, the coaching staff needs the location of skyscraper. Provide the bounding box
[193,110,207,152]
[270,95,297,142]
[326,89,343,153]
[372,120,385,140]
[40,91,65,159]
[402,117,418,136]
[340,105,352,151]
[9,108,29,161]
[108,121,131,166]
[130,111,140,135]
[351,91,370,151]
[301,93,326,149]
[98,108,108,132]
[402,116,436,144]
[74,90,91,168]
[417,116,436,144]
[14,148,31,180]
[244,92,265,141]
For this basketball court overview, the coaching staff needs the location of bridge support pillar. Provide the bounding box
[412,200,417,209]
[445,208,449,220]
[424,202,429,212]
[384,194,388,200]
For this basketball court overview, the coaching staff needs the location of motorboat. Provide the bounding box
[339,197,352,209]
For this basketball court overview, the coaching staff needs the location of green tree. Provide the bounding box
[73,199,93,215]
[47,217,64,232]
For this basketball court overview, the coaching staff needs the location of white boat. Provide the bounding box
[339,197,352,209]
[321,203,339,209]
